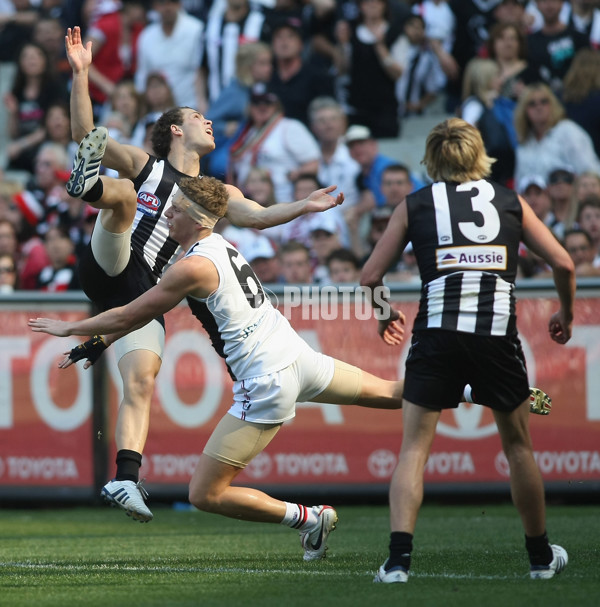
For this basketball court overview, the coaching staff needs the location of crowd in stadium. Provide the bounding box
[1,0,600,293]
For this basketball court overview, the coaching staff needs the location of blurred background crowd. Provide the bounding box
[1,0,600,294]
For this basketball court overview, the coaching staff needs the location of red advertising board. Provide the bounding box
[0,305,94,490]
[103,294,599,490]
[1,292,599,495]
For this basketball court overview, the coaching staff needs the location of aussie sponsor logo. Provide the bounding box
[436,245,507,271]
[137,191,161,217]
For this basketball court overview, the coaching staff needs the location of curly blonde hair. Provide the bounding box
[178,176,229,218]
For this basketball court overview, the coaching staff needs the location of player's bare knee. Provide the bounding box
[126,373,156,402]
[188,486,219,512]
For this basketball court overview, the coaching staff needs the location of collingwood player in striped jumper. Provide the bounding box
[31,175,407,562]
[361,118,575,583]
[63,26,343,523]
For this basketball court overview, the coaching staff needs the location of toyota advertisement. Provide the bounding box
[1,289,599,495]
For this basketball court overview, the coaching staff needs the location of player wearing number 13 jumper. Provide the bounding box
[361,117,575,583]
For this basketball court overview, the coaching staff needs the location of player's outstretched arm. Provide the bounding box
[29,257,215,338]
[224,184,344,229]
[66,26,148,179]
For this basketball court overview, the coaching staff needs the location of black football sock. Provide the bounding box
[386,531,413,571]
[82,178,104,203]
[115,449,142,482]
[525,532,553,566]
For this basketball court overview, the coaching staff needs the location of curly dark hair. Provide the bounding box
[150,107,188,158]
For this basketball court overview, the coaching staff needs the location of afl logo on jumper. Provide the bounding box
[137,191,161,217]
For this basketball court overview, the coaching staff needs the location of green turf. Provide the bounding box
[0,503,597,607]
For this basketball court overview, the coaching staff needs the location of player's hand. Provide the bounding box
[65,26,92,73]
[28,317,71,336]
[63,335,108,368]
[548,310,572,344]
[377,308,406,346]
[304,185,344,213]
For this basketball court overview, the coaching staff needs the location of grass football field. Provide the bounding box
[0,502,597,607]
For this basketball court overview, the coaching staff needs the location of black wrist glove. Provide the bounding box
[68,335,108,365]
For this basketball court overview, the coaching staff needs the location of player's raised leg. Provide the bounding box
[311,359,403,409]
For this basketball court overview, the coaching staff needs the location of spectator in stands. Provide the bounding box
[523,0,589,95]
[203,0,265,105]
[219,166,280,255]
[83,0,146,118]
[358,204,392,262]
[300,0,339,69]
[278,173,349,250]
[460,57,517,187]
[568,0,600,48]
[345,124,395,210]
[22,143,72,226]
[444,0,500,112]
[228,84,320,203]
[308,96,361,211]
[280,240,314,284]
[1,210,48,290]
[43,102,78,167]
[49,186,99,259]
[411,0,456,60]
[563,228,600,277]
[268,17,335,126]
[562,48,600,158]
[492,0,531,33]
[240,233,283,284]
[5,41,68,173]
[101,80,144,143]
[335,0,404,137]
[518,175,557,231]
[35,225,80,291]
[344,161,414,258]
[394,14,447,118]
[39,0,67,22]
[308,212,344,284]
[240,167,277,208]
[513,83,600,187]
[0,218,19,261]
[0,0,38,65]
[205,42,274,179]
[141,71,176,116]
[135,0,206,110]
[546,167,576,239]
[380,163,414,208]
[32,17,71,85]
[326,247,361,283]
[576,196,600,264]
[0,252,19,293]
[260,0,306,45]
[130,72,176,147]
[573,171,600,210]
[486,21,528,102]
